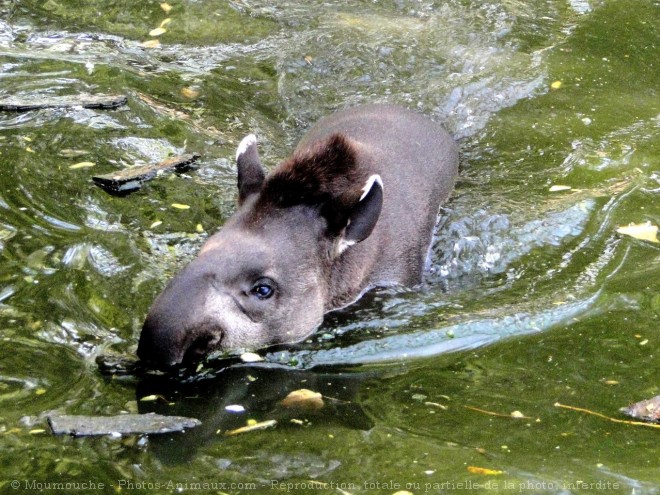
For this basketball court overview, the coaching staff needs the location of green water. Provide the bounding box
[0,0,658,493]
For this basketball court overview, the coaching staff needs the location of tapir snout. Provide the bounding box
[137,104,458,369]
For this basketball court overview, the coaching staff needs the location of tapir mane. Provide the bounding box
[257,133,368,211]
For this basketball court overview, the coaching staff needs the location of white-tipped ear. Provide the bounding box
[360,174,383,201]
[331,174,384,258]
[236,134,265,205]
[236,134,257,161]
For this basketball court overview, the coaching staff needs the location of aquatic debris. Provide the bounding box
[171,203,190,210]
[69,161,96,169]
[280,389,324,411]
[551,80,562,89]
[0,94,127,112]
[225,405,246,413]
[240,352,264,363]
[555,402,660,429]
[464,405,530,419]
[549,185,572,192]
[616,221,659,243]
[149,27,167,37]
[181,87,200,99]
[467,466,504,475]
[141,39,161,49]
[92,153,200,195]
[95,354,142,376]
[224,419,277,436]
[620,396,660,424]
[48,412,200,436]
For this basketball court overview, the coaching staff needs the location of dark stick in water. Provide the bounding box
[92,153,201,195]
[0,94,128,112]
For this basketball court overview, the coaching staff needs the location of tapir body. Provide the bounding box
[138,104,458,369]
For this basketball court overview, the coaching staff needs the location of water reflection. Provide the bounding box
[136,364,375,463]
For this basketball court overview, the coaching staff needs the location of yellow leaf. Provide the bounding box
[181,87,200,99]
[139,394,159,402]
[550,80,562,89]
[549,185,571,192]
[29,429,47,435]
[150,221,163,229]
[467,466,504,475]
[616,221,659,243]
[149,27,167,37]
[225,419,276,436]
[160,2,172,13]
[280,389,324,411]
[141,39,161,49]
[160,18,172,28]
[25,147,35,153]
[35,388,47,395]
[510,410,526,418]
[69,161,96,169]
[171,203,190,210]
[195,223,204,233]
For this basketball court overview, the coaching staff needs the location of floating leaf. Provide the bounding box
[549,185,571,192]
[550,80,562,89]
[69,161,95,169]
[280,389,324,411]
[181,87,200,99]
[29,429,47,435]
[240,352,263,363]
[35,388,47,395]
[149,27,167,37]
[195,223,204,233]
[171,203,190,210]
[510,410,526,419]
[141,39,161,49]
[616,221,659,243]
[150,221,163,229]
[160,18,172,28]
[224,419,276,436]
[467,466,504,475]
[160,2,172,13]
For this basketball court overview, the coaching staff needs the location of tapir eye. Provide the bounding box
[250,278,276,300]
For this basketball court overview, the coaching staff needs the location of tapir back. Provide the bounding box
[297,104,458,304]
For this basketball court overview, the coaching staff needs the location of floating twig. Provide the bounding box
[554,402,660,429]
[0,94,127,112]
[464,405,530,419]
[92,152,201,195]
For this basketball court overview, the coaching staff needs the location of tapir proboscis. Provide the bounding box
[137,104,458,369]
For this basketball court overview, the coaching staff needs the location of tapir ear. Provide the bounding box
[236,134,265,205]
[334,174,383,257]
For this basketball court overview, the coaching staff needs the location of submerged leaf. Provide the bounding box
[224,419,276,436]
[549,185,571,192]
[149,27,167,37]
[616,222,659,243]
[171,203,190,210]
[280,389,324,411]
[141,39,161,49]
[467,466,504,475]
[69,161,96,169]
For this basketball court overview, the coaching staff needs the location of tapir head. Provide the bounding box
[137,133,384,369]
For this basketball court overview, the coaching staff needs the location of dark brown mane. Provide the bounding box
[257,133,367,210]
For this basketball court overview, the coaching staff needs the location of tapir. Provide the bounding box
[138,104,458,369]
